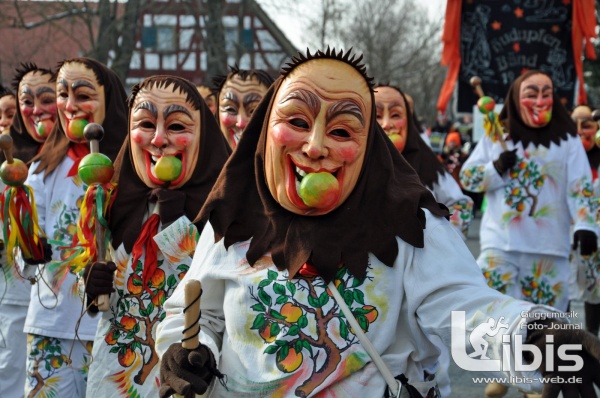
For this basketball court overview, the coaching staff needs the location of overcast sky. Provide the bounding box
[257,0,447,50]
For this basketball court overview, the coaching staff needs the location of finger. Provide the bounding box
[541,382,561,398]
[158,384,176,398]
[161,373,192,396]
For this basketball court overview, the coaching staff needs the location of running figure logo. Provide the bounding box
[468,316,508,359]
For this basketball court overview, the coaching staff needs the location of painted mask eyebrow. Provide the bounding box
[37,86,55,96]
[280,89,321,117]
[72,80,96,91]
[20,87,34,97]
[164,104,193,119]
[57,78,68,89]
[243,93,263,108]
[326,99,364,127]
[134,101,158,118]
[222,92,239,103]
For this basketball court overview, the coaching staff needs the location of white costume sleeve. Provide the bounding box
[460,136,509,193]
[156,221,226,364]
[430,172,474,239]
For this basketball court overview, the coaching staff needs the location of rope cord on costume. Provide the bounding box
[67,261,100,367]
[34,263,58,310]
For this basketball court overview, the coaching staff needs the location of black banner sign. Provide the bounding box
[457,0,574,113]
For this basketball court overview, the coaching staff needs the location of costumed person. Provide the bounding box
[156,49,600,398]
[197,84,217,115]
[569,104,600,336]
[23,57,127,398]
[374,84,473,239]
[213,65,274,150]
[83,75,231,397]
[0,83,29,398]
[460,71,599,398]
[8,63,57,163]
[0,63,58,398]
[0,83,16,134]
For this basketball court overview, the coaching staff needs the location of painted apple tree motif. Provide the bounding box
[249,265,378,397]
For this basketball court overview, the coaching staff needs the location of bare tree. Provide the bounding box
[338,0,444,124]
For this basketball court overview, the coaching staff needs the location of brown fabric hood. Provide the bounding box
[109,75,231,253]
[3,63,54,165]
[499,70,577,148]
[196,56,448,283]
[390,87,447,190]
[31,57,128,178]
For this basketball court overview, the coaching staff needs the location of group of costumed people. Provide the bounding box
[0,48,599,398]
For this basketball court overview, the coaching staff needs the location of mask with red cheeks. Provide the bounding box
[571,105,598,152]
[518,73,553,128]
[18,71,57,142]
[374,86,408,152]
[0,94,16,134]
[218,75,268,149]
[264,59,371,216]
[56,62,106,143]
[130,83,201,190]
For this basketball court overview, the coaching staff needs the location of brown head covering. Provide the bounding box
[196,49,448,283]
[574,104,600,170]
[499,70,576,148]
[0,84,23,164]
[109,75,231,253]
[2,63,53,164]
[211,64,275,104]
[31,57,128,178]
[376,85,447,190]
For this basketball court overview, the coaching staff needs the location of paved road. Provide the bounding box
[445,213,591,397]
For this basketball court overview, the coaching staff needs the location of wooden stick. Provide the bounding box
[469,76,485,98]
[83,124,111,311]
[182,279,202,350]
[0,134,14,164]
[470,76,507,151]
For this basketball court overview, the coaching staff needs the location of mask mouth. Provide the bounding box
[287,156,342,212]
[146,151,186,187]
[228,127,242,147]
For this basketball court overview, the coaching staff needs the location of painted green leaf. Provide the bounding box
[275,339,287,347]
[302,340,313,355]
[343,290,354,306]
[273,282,285,295]
[297,315,308,328]
[340,319,349,339]
[277,345,289,362]
[270,322,281,336]
[259,289,272,306]
[267,270,278,281]
[251,303,266,312]
[295,340,303,354]
[276,295,288,305]
[286,281,296,296]
[357,314,369,332]
[288,325,300,336]
[353,290,365,305]
[264,345,279,354]
[270,309,285,320]
[167,275,177,288]
[251,313,266,330]
[259,279,272,288]
[318,291,330,307]
[110,346,119,353]
[307,295,320,308]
